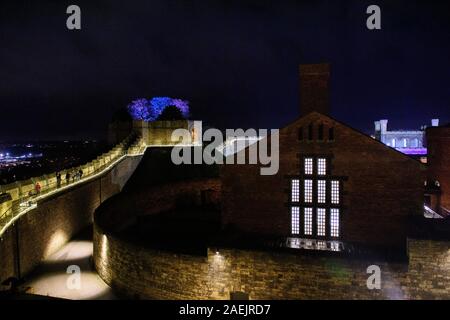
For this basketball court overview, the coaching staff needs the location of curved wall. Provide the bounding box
[93,179,450,300]
[94,222,450,300]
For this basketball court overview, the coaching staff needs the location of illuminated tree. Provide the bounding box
[127,97,190,121]
[171,98,190,118]
[127,98,151,121]
[156,105,185,120]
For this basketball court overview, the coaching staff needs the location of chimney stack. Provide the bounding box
[299,63,330,116]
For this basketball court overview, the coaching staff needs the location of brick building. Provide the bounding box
[221,64,424,250]
[425,124,450,217]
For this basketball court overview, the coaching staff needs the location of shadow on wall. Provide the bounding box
[122,147,219,192]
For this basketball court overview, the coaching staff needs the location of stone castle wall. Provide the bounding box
[93,222,450,299]
[0,136,134,221]
[0,155,142,287]
[92,176,450,300]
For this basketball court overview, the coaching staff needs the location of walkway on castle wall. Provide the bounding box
[0,142,191,238]
[20,227,116,300]
[0,150,143,238]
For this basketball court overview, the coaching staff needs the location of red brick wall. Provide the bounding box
[426,127,450,212]
[221,112,424,248]
[299,64,330,116]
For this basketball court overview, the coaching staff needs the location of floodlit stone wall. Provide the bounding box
[0,136,135,224]
[0,155,142,288]
[93,221,450,300]
[92,175,450,300]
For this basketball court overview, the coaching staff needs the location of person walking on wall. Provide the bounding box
[65,172,70,185]
[78,168,83,180]
[35,182,41,195]
[56,172,61,188]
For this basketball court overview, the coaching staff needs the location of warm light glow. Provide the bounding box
[46,241,93,262]
[44,230,69,258]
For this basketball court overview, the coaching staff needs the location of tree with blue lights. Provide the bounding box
[127,98,151,121]
[127,97,190,121]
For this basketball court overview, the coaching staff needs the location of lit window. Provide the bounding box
[304,208,313,235]
[391,138,396,147]
[317,240,326,250]
[331,180,340,204]
[330,208,340,237]
[317,158,326,175]
[317,208,326,236]
[291,179,300,202]
[289,156,344,241]
[304,180,313,203]
[304,158,313,175]
[403,138,407,148]
[330,242,340,251]
[291,207,300,235]
[317,180,326,203]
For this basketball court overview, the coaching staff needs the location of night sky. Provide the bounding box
[1,0,450,141]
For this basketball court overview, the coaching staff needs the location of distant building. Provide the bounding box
[373,118,440,157]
